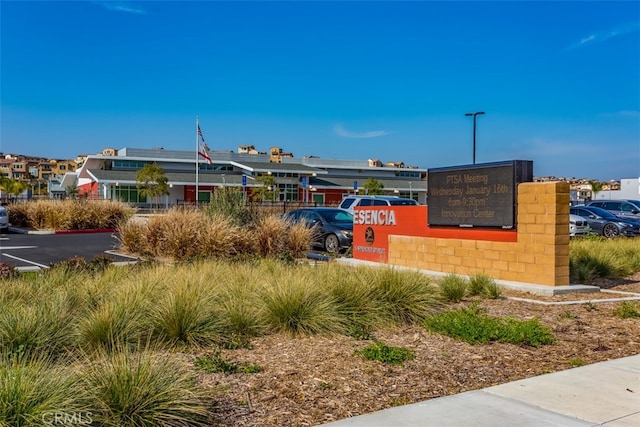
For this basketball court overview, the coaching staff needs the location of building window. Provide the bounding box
[113,160,145,169]
[112,185,143,203]
[277,183,298,201]
[396,171,421,178]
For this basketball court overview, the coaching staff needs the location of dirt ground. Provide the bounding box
[196,275,640,427]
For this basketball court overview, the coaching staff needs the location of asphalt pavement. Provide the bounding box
[0,228,138,270]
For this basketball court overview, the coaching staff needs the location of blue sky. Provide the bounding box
[1,1,638,181]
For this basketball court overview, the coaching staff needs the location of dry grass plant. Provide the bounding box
[252,213,294,257]
[12,199,135,230]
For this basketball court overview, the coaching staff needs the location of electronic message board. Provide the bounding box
[427,161,533,228]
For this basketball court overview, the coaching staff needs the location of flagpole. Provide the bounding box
[195,116,199,206]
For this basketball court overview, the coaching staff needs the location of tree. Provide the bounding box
[0,177,30,202]
[251,174,277,202]
[363,178,384,195]
[136,162,169,209]
[66,182,79,199]
[589,180,603,200]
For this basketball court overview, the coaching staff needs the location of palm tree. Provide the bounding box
[589,180,604,200]
[0,177,30,202]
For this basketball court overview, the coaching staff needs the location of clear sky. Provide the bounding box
[1,1,638,181]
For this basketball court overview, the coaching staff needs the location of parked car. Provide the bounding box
[0,206,8,231]
[338,195,418,215]
[585,200,640,221]
[284,208,353,253]
[570,205,640,237]
[569,214,590,237]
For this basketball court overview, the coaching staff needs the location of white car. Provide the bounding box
[569,214,590,237]
[338,195,418,215]
[0,206,9,230]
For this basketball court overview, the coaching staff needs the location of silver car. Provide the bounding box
[569,214,590,237]
[585,200,640,221]
[571,205,639,237]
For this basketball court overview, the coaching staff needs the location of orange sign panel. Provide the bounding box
[352,206,517,262]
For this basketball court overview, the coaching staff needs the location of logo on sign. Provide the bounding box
[365,227,375,245]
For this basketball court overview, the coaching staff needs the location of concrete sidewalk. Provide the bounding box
[322,354,640,426]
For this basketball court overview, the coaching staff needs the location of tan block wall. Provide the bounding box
[388,182,570,286]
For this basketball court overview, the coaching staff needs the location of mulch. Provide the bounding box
[190,275,640,426]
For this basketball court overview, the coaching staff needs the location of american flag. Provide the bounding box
[197,124,212,164]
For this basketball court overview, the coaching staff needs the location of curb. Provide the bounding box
[8,227,115,235]
[55,229,116,234]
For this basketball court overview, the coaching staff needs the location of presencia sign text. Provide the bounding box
[354,209,397,226]
[427,160,533,228]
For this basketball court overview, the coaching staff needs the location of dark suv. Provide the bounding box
[585,200,640,220]
[285,208,353,253]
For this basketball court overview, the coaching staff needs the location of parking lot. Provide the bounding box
[0,230,139,270]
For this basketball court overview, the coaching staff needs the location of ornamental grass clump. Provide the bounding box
[438,273,468,303]
[366,268,442,325]
[0,292,77,360]
[468,273,502,299]
[17,199,135,231]
[259,271,343,335]
[149,278,222,347]
[77,281,153,351]
[323,265,382,339]
[144,209,237,260]
[252,213,294,258]
[215,280,266,348]
[0,353,90,427]
[570,238,640,283]
[81,346,211,426]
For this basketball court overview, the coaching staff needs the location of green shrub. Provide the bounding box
[424,304,554,347]
[355,341,415,365]
[0,262,19,281]
[195,349,262,374]
[205,186,257,226]
[568,358,585,367]
[439,274,467,303]
[613,301,640,319]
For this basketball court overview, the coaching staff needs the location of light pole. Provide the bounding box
[465,111,485,164]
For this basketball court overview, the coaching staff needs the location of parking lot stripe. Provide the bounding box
[2,253,49,268]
